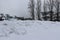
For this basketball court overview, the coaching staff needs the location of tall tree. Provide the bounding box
[43,0,49,21]
[28,0,35,20]
[47,0,54,21]
[54,0,60,21]
[36,0,41,20]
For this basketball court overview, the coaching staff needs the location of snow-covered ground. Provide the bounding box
[0,20,60,40]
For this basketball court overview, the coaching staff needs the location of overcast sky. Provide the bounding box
[0,0,44,17]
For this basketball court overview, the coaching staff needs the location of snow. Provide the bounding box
[0,20,60,40]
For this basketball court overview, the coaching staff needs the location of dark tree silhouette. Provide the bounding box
[43,0,49,21]
[54,0,60,21]
[47,0,54,21]
[28,0,35,20]
[0,14,4,21]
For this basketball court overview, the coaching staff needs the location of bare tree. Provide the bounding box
[43,0,49,20]
[28,0,35,20]
[36,0,41,20]
[47,0,54,21]
[43,0,47,12]
[54,0,60,21]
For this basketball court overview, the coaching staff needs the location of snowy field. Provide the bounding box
[0,20,60,40]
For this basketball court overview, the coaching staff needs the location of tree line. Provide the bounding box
[0,0,60,21]
[28,0,60,21]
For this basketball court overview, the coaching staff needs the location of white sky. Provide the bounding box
[0,0,44,17]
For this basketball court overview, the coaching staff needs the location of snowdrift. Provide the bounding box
[0,20,60,40]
